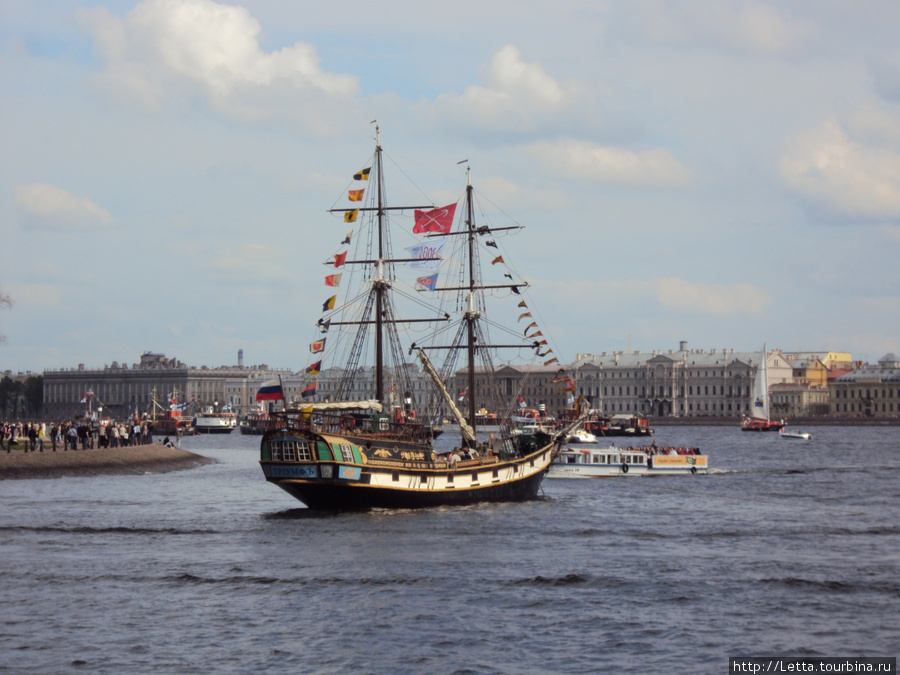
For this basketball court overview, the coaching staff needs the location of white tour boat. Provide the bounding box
[548,444,709,478]
[192,407,237,434]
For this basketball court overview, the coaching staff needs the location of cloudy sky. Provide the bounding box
[2,0,900,374]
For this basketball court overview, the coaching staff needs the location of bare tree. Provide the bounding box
[0,289,11,344]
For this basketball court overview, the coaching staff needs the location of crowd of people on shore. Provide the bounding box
[0,420,155,453]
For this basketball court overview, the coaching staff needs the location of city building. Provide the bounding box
[42,351,292,420]
[452,364,574,418]
[829,353,900,417]
[769,382,831,418]
[571,344,793,418]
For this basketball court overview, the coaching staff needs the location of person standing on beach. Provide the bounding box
[51,424,59,451]
[28,423,37,452]
[37,423,45,452]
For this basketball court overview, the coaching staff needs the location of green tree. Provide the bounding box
[0,375,22,418]
[24,375,43,417]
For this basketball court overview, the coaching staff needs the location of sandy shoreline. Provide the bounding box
[0,442,216,480]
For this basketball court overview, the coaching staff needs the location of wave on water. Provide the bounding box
[511,573,589,587]
[760,577,900,596]
[0,525,218,535]
[261,508,344,520]
[163,573,441,588]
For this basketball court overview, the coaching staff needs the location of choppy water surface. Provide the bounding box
[1,426,898,673]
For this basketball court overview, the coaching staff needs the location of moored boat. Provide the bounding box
[193,407,237,434]
[548,444,708,478]
[560,408,654,437]
[259,127,558,509]
[151,412,196,436]
[239,410,278,435]
[149,391,195,436]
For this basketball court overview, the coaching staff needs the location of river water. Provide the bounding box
[1,426,897,673]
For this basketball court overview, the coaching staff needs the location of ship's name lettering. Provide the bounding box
[265,465,317,478]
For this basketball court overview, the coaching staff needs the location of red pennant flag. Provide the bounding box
[413,203,457,234]
[306,360,322,375]
[523,321,538,334]
[527,331,543,339]
[333,251,347,267]
[301,382,318,398]
[544,358,559,366]
[349,189,364,202]
[518,312,532,322]
[325,273,342,287]
[491,256,504,265]
[310,338,326,354]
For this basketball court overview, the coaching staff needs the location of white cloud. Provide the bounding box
[484,45,563,108]
[80,0,357,113]
[430,45,575,134]
[625,2,813,56]
[654,278,771,316]
[779,118,900,222]
[545,278,771,316]
[14,184,115,231]
[529,139,691,186]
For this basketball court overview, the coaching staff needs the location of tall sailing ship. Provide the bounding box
[259,126,561,509]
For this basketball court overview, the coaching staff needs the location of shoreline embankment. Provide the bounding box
[0,442,215,480]
[652,416,900,426]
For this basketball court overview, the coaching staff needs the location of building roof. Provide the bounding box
[835,368,900,383]
[573,349,762,369]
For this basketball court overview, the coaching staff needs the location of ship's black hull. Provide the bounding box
[269,467,548,510]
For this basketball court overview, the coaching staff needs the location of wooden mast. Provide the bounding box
[374,124,385,402]
[464,167,478,437]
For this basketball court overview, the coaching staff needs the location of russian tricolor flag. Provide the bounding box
[256,378,284,401]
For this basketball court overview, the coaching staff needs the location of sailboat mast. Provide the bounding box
[465,168,477,431]
[374,125,385,402]
[762,342,769,423]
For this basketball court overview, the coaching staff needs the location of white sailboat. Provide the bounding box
[741,344,784,431]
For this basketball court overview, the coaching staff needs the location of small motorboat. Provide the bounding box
[566,429,597,444]
[780,429,812,440]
